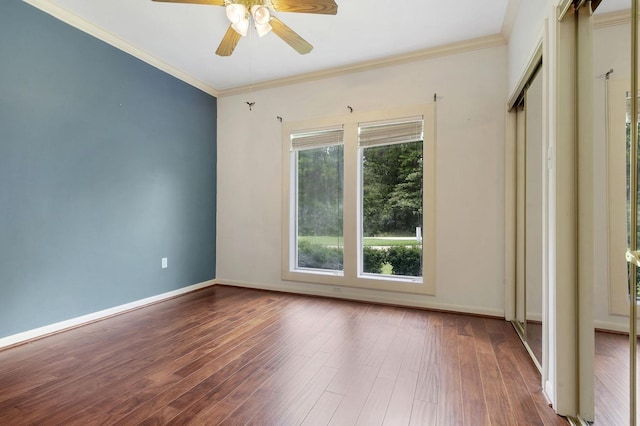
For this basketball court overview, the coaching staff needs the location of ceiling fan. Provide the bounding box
[151,0,338,56]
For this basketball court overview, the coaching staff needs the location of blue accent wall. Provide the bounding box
[0,1,217,338]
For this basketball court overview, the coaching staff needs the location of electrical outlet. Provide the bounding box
[162,258,168,269]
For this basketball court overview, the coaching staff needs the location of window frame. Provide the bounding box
[292,127,345,275]
[281,104,436,295]
[357,118,425,281]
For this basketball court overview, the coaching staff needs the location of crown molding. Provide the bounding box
[501,0,520,41]
[22,0,221,97]
[23,0,506,100]
[217,33,506,97]
[593,9,630,29]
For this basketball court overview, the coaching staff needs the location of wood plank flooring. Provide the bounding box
[0,285,566,425]
[594,331,640,425]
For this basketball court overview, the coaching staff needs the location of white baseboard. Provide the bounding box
[1,277,507,351]
[594,319,640,334]
[544,380,555,407]
[526,312,543,322]
[216,279,505,318]
[0,279,216,350]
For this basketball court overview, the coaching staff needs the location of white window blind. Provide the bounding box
[291,126,344,151]
[358,116,424,148]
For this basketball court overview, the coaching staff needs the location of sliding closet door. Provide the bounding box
[525,70,544,366]
[552,0,595,421]
[513,65,544,371]
[628,1,639,423]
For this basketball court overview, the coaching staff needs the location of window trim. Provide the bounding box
[281,104,436,295]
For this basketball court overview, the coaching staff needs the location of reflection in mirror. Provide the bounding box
[525,69,544,367]
[512,62,543,370]
[625,90,640,300]
[515,104,526,335]
[594,3,639,423]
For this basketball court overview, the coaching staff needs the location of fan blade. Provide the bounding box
[270,17,313,55]
[216,25,242,56]
[151,0,225,5]
[269,0,338,15]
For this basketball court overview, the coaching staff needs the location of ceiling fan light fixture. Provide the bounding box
[255,22,272,37]
[226,3,247,24]
[251,5,271,25]
[226,3,249,37]
[231,17,249,36]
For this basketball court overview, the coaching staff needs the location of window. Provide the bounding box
[625,93,640,300]
[282,105,435,295]
[607,79,640,314]
[359,118,424,279]
[292,128,344,273]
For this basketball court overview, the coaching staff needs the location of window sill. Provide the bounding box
[282,269,434,295]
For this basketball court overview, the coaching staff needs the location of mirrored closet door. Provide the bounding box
[513,62,544,370]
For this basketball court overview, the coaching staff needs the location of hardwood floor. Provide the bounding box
[594,331,640,425]
[0,286,566,425]
[526,322,542,367]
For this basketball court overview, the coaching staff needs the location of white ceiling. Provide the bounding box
[33,0,631,94]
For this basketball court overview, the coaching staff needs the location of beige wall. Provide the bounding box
[216,45,508,316]
[507,0,556,96]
